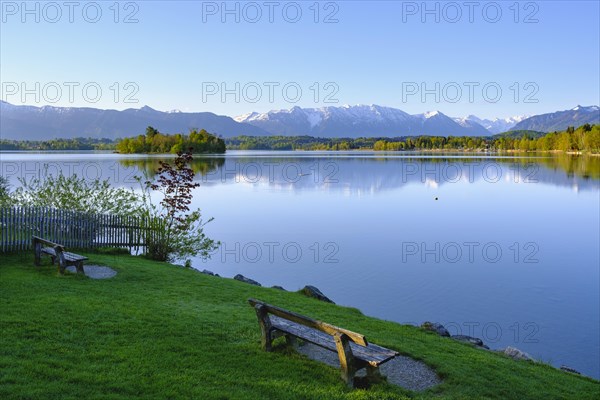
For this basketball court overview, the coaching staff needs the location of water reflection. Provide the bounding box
[120,157,225,179]
[192,153,599,193]
[1,152,597,192]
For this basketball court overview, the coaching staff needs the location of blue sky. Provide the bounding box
[1,0,599,119]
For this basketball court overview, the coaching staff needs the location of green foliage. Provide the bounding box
[5,157,218,262]
[141,152,219,262]
[226,125,600,153]
[0,176,11,207]
[10,171,144,217]
[0,137,116,151]
[146,126,159,138]
[117,126,226,154]
[120,157,225,179]
[1,253,598,399]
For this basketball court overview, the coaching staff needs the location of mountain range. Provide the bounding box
[235,106,494,137]
[0,102,267,141]
[1,101,598,140]
[511,105,600,132]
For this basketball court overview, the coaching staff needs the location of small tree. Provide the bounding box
[146,126,159,138]
[143,151,218,261]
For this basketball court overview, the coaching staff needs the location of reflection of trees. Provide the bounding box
[119,157,225,179]
[535,154,600,180]
[118,154,598,194]
[370,154,600,180]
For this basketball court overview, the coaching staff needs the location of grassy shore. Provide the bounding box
[1,253,598,399]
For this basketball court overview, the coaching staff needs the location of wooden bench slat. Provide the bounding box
[41,247,88,262]
[62,252,88,262]
[248,298,368,346]
[270,316,397,366]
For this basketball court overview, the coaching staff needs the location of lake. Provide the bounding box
[1,150,599,378]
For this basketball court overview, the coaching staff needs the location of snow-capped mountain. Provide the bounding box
[0,101,269,140]
[456,115,529,134]
[2,101,598,140]
[512,105,600,132]
[235,105,488,137]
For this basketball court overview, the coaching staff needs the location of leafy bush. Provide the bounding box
[0,176,11,208]
[11,170,144,217]
[5,157,218,263]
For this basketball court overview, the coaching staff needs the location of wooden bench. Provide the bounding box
[248,298,399,387]
[32,236,88,275]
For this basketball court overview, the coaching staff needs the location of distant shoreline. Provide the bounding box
[1,148,599,156]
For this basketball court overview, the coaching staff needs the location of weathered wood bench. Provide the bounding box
[32,236,88,274]
[248,298,399,387]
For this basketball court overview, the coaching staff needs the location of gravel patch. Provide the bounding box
[65,265,117,279]
[295,341,441,391]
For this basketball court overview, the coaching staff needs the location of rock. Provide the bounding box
[452,335,486,348]
[421,322,450,337]
[560,365,581,375]
[199,269,219,277]
[233,274,261,286]
[271,285,286,291]
[501,346,534,361]
[300,285,334,303]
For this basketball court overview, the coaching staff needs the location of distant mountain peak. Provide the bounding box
[424,110,441,118]
[572,105,599,112]
[512,105,599,132]
[233,111,260,122]
[458,114,529,134]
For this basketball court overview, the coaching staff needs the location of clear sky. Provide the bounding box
[1,0,599,119]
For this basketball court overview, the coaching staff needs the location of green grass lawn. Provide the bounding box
[1,253,598,399]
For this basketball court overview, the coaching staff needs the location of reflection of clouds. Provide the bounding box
[201,157,599,194]
[425,178,439,189]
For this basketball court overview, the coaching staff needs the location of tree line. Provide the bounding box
[116,127,226,154]
[0,137,115,151]
[225,124,600,153]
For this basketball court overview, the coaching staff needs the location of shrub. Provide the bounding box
[10,170,144,217]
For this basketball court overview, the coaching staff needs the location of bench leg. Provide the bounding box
[254,304,273,351]
[75,261,85,274]
[57,257,66,275]
[366,365,384,384]
[285,334,297,348]
[334,333,356,387]
[34,242,41,266]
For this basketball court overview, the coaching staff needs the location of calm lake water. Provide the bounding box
[1,150,599,378]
